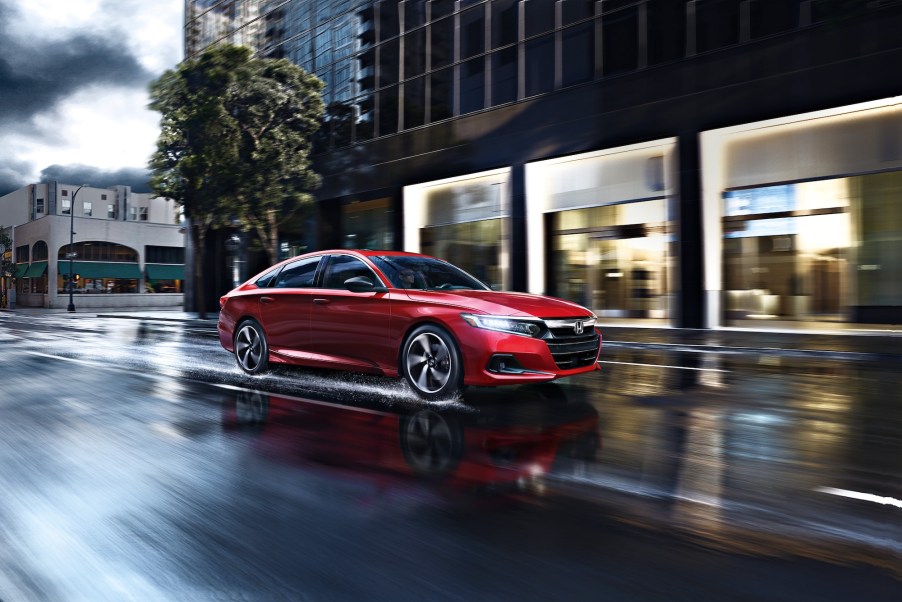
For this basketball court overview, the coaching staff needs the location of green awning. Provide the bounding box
[24,261,47,278]
[145,263,185,281]
[57,261,142,279]
[14,263,29,278]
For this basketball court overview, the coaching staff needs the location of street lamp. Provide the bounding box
[67,184,87,312]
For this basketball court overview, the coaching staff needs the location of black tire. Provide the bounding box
[234,319,270,374]
[401,324,463,399]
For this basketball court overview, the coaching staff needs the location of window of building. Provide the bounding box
[524,0,556,39]
[101,194,107,200]
[139,207,148,221]
[525,33,554,97]
[460,5,485,59]
[107,204,116,219]
[403,76,426,128]
[460,57,485,114]
[130,207,137,221]
[602,4,639,75]
[62,189,68,197]
[491,47,518,106]
[62,199,71,215]
[378,38,400,86]
[378,87,399,135]
[429,0,454,21]
[749,0,802,38]
[32,240,48,261]
[36,198,44,214]
[83,201,92,217]
[145,245,185,264]
[378,0,400,41]
[562,22,595,87]
[696,0,741,53]
[430,16,454,69]
[492,0,519,49]
[647,0,686,65]
[430,66,454,121]
[562,0,596,26]
[404,27,427,77]
[356,95,375,141]
[57,241,138,262]
[404,0,426,31]
[16,244,29,263]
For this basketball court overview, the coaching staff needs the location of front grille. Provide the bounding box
[543,323,600,370]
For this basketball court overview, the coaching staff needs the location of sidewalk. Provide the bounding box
[2,307,900,356]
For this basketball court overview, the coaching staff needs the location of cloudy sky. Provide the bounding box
[0,0,183,195]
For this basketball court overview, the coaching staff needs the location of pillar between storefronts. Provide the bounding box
[509,163,527,293]
[677,133,705,329]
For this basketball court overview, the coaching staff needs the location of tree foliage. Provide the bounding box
[148,44,324,315]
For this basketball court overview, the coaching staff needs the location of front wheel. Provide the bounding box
[234,319,269,374]
[401,324,463,399]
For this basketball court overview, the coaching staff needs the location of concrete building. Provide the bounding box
[0,183,185,309]
[185,1,902,331]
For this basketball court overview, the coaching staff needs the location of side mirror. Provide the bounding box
[344,276,388,293]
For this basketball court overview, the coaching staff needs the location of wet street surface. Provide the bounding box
[0,313,900,601]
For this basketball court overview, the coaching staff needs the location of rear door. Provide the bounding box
[258,255,322,354]
[307,254,394,370]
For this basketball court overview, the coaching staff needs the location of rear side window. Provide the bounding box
[273,257,321,288]
[255,267,281,288]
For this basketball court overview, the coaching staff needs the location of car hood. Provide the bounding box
[402,289,593,319]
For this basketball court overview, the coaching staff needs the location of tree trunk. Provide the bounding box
[267,210,279,264]
[193,223,208,320]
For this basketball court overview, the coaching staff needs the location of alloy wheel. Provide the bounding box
[235,323,266,373]
[405,332,453,394]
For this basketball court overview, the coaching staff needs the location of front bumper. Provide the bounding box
[458,327,602,387]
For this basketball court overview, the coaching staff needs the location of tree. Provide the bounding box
[229,56,324,263]
[148,44,323,317]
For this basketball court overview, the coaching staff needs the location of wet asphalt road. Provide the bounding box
[0,313,900,601]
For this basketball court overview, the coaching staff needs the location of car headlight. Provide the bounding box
[461,313,546,338]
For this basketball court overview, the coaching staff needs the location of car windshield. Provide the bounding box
[371,255,490,291]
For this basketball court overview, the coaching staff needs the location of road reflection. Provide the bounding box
[221,384,600,497]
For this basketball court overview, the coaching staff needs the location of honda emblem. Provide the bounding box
[573,321,584,335]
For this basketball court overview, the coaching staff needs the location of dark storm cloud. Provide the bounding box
[0,0,155,127]
[0,156,34,196]
[39,164,152,192]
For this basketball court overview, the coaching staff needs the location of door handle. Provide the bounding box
[260,296,274,304]
[313,298,330,305]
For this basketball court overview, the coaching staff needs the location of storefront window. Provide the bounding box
[404,168,510,290]
[420,219,503,289]
[722,172,902,326]
[551,200,670,319]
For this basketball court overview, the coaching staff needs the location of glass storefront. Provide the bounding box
[722,171,902,326]
[420,218,503,289]
[551,200,670,319]
[405,169,510,290]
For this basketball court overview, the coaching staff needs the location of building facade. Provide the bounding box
[0,183,185,309]
[185,0,902,331]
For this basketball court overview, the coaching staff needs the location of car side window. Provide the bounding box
[273,257,321,288]
[255,267,281,288]
[321,255,379,289]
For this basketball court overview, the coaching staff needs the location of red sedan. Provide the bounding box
[218,250,601,399]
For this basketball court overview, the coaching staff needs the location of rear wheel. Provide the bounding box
[234,319,269,374]
[401,324,463,399]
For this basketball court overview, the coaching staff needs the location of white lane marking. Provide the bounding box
[816,487,902,509]
[598,360,729,373]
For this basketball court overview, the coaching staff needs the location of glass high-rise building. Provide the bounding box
[185,1,902,331]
